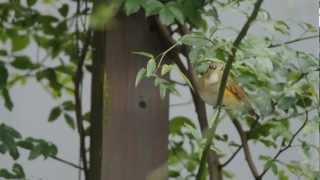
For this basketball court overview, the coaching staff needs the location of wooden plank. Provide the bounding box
[93,12,169,180]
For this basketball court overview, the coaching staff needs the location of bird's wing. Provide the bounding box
[225,82,247,101]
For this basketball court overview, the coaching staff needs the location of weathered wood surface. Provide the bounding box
[90,12,169,180]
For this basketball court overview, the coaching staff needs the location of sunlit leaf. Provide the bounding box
[135,68,146,87]
[146,58,156,77]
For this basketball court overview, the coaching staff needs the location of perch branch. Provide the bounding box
[258,111,309,179]
[269,35,319,48]
[216,0,264,107]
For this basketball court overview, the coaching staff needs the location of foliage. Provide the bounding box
[0,0,91,178]
[0,123,57,179]
[0,0,318,180]
[131,0,319,179]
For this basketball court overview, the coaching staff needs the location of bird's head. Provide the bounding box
[200,61,225,86]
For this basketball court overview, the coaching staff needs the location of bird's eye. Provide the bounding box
[209,64,217,70]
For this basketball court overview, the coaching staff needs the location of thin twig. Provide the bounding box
[269,35,319,48]
[168,79,188,86]
[50,156,83,170]
[220,146,242,167]
[170,100,193,107]
[258,111,309,179]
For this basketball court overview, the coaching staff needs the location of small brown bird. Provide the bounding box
[193,61,251,111]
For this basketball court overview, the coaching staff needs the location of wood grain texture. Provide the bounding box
[93,12,169,180]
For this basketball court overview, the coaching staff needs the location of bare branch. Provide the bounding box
[258,111,309,179]
[269,35,319,48]
[170,100,193,107]
[221,145,242,167]
[229,114,260,179]
[51,156,83,170]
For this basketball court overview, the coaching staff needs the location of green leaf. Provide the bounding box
[132,51,154,59]
[2,88,13,111]
[159,6,175,25]
[274,20,290,35]
[36,68,62,96]
[135,68,146,87]
[27,0,37,6]
[12,164,25,178]
[161,64,173,76]
[48,106,61,122]
[159,83,167,98]
[0,168,16,179]
[8,146,19,160]
[169,170,180,177]
[146,58,156,77]
[181,33,210,47]
[0,50,7,56]
[125,0,143,15]
[28,145,42,160]
[3,125,22,139]
[278,170,288,180]
[301,141,311,157]
[0,144,7,154]
[11,36,29,52]
[11,56,36,70]
[90,4,117,30]
[299,22,317,32]
[0,62,8,88]
[17,140,34,150]
[142,0,164,16]
[296,95,312,108]
[277,96,296,111]
[168,5,184,24]
[58,4,69,17]
[62,100,75,111]
[64,113,75,130]
[167,3,184,24]
[170,116,195,134]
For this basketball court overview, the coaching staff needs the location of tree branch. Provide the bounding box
[229,113,260,179]
[220,145,242,167]
[216,0,264,107]
[258,111,309,179]
[51,155,83,170]
[74,29,92,179]
[269,35,319,48]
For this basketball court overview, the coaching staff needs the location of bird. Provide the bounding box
[192,61,253,113]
